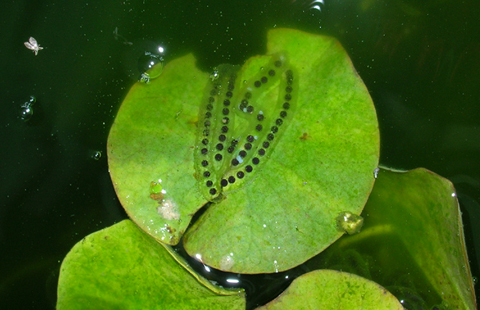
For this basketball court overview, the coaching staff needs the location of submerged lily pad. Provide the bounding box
[57,220,245,310]
[257,269,403,309]
[305,167,477,309]
[108,28,379,273]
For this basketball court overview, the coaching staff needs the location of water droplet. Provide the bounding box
[92,151,102,160]
[219,254,235,271]
[150,180,163,194]
[20,107,33,122]
[122,40,167,82]
[149,180,164,200]
[273,260,280,273]
[19,96,36,122]
[138,49,165,83]
[210,68,219,81]
[335,211,364,235]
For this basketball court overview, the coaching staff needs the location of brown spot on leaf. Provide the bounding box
[299,132,310,141]
[150,192,164,201]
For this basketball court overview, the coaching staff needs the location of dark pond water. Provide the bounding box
[1,0,479,308]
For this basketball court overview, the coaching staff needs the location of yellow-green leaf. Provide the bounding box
[257,269,403,310]
[57,220,245,310]
[108,28,379,273]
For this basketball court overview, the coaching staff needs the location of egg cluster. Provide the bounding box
[194,54,297,200]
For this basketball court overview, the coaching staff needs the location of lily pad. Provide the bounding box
[57,220,245,310]
[256,269,403,309]
[107,28,379,273]
[305,167,477,309]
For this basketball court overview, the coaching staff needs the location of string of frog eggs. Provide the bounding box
[195,54,296,200]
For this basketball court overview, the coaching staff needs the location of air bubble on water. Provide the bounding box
[19,96,36,122]
[20,107,33,122]
[92,151,102,160]
[137,45,166,83]
[292,0,324,14]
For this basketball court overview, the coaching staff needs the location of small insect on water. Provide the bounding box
[24,37,44,56]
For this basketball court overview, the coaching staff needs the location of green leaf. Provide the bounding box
[256,269,403,309]
[367,167,476,309]
[305,167,477,309]
[108,28,379,273]
[57,220,245,310]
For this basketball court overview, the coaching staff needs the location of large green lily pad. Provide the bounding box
[305,167,477,309]
[108,28,379,273]
[257,269,403,309]
[57,220,245,310]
